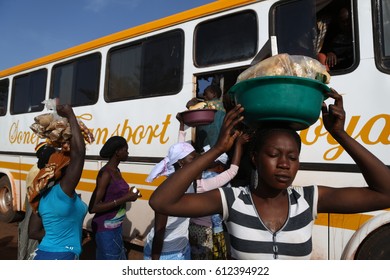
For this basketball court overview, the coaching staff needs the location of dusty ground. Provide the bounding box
[0,221,144,260]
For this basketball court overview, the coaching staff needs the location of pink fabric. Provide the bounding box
[145,141,194,182]
[197,165,238,193]
[190,165,239,227]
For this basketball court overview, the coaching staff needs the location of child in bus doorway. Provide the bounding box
[149,89,390,259]
[187,84,226,152]
[89,136,141,260]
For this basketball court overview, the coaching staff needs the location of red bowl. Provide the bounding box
[180,109,217,127]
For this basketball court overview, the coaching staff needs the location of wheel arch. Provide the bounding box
[0,170,22,222]
[341,211,390,259]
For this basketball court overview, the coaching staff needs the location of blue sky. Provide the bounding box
[0,0,215,71]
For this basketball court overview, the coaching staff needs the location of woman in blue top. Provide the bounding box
[28,104,88,260]
[88,136,141,260]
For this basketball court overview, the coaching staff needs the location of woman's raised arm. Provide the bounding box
[149,105,244,217]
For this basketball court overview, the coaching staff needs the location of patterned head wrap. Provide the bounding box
[146,142,195,182]
[35,142,56,169]
[28,151,70,212]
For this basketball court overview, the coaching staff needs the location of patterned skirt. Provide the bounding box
[212,231,228,260]
[189,223,213,260]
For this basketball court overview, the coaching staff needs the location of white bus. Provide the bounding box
[0,0,389,259]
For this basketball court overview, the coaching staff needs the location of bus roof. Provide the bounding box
[0,0,259,78]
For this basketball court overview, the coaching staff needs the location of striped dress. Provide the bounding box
[219,185,318,260]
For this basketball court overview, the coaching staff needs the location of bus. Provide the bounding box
[0,0,389,260]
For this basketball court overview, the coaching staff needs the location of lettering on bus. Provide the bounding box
[9,113,390,159]
[9,114,172,146]
[9,120,41,145]
[300,114,390,160]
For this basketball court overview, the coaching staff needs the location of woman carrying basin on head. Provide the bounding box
[149,88,390,259]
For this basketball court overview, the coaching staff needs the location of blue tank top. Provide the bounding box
[37,184,88,256]
[91,167,130,232]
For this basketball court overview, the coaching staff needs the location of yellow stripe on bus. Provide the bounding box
[0,161,33,172]
[315,213,374,231]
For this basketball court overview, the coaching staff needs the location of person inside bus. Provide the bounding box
[18,142,56,260]
[88,136,141,260]
[28,104,88,260]
[148,88,390,260]
[186,84,226,152]
[318,7,353,70]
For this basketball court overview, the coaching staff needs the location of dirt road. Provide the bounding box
[0,221,143,260]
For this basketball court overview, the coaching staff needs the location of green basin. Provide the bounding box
[228,76,330,130]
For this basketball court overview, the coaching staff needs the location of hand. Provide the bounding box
[125,187,141,202]
[176,112,183,123]
[56,104,74,118]
[321,88,346,137]
[326,52,337,68]
[186,98,199,109]
[236,132,251,147]
[215,104,244,153]
[176,112,185,130]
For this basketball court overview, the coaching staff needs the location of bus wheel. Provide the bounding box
[0,176,20,223]
[354,223,390,259]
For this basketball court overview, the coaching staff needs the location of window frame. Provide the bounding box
[269,0,359,75]
[10,68,47,115]
[104,29,185,103]
[0,78,9,116]
[193,10,258,68]
[373,0,390,74]
[50,52,101,107]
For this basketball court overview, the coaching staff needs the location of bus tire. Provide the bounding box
[0,176,22,223]
[354,223,390,259]
[341,212,390,259]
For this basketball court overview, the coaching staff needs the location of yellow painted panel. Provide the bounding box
[0,161,33,172]
[315,213,374,230]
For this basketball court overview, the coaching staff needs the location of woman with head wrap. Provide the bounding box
[89,136,141,260]
[18,142,56,260]
[28,105,88,260]
[143,141,197,260]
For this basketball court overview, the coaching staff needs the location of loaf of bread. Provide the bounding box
[237,53,330,84]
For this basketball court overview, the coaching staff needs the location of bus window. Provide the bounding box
[374,0,390,72]
[106,29,184,102]
[316,1,356,72]
[272,0,357,73]
[194,10,258,67]
[272,0,316,58]
[51,53,101,106]
[0,79,9,116]
[11,69,47,115]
